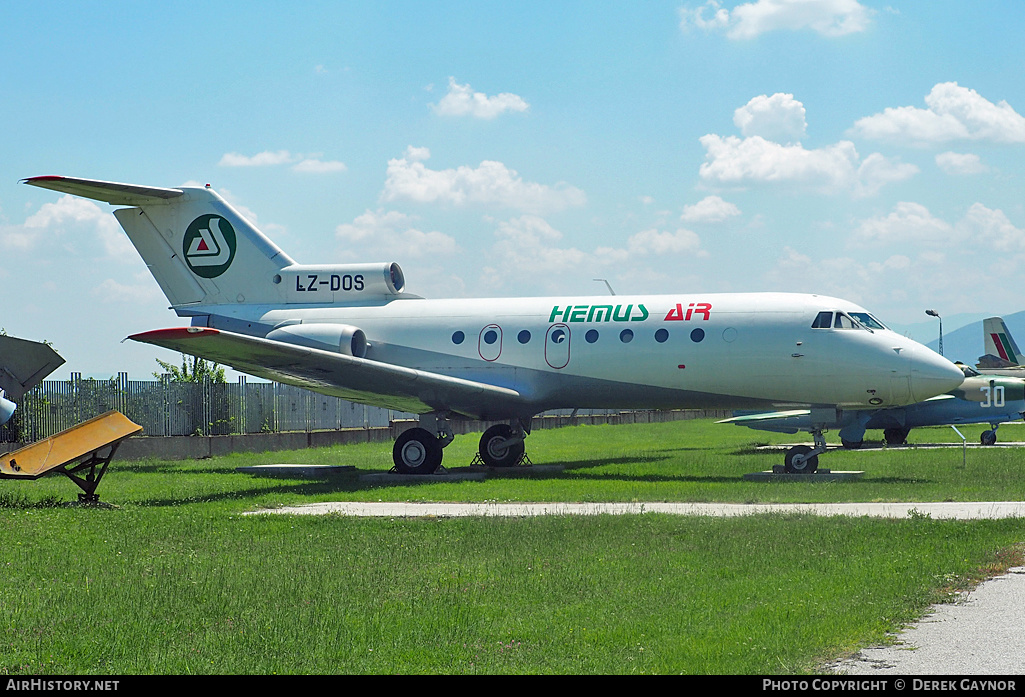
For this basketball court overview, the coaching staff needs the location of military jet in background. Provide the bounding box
[723,360,1025,459]
[0,334,65,426]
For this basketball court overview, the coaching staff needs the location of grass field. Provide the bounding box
[2,418,1024,675]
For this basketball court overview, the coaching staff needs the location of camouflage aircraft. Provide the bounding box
[722,364,1025,471]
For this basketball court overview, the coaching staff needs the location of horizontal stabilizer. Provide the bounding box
[130,327,525,419]
[0,335,65,401]
[22,176,184,206]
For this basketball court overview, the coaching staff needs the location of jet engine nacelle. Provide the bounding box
[0,391,15,427]
[266,323,368,358]
[276,262,406,303]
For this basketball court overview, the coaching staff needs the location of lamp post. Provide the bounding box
[926,309,943,356]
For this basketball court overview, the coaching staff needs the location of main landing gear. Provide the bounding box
[391,414,531,474]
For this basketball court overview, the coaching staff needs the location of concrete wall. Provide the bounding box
[0,409,729,461]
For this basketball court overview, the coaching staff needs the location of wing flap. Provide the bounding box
[130,327,525,418]
[22,176,184,205]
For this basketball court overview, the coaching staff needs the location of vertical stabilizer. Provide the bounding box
[983,317,1022,366]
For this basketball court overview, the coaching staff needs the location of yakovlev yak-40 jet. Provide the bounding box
[23,176,964,473]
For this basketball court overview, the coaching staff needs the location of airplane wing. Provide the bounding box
[0,335,66,401]
[129,327,526,419]
[717,410,811,424]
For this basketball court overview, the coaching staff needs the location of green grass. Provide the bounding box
[2,418,1024,674]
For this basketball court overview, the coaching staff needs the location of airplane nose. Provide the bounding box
[907,345,965,402]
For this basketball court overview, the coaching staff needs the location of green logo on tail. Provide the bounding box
[183,215,237,278]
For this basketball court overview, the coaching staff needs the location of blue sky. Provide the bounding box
[3,1,1025,378]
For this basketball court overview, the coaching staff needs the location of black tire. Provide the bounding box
[981,430,997,446]
[883,428,910,445]
[784,445,818,474]
[392,427,443,474]
[478,424,525,467]
[841,439,863,450]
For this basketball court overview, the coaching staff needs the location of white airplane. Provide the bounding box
[22,175,964,473]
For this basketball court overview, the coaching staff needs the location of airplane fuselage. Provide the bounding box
[183,291,958,419]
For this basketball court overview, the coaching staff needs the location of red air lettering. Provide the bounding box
[664,302,711,321]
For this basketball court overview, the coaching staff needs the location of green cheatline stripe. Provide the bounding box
[998,332,1020,363]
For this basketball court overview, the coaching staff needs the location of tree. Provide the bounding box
[153,354,226,384]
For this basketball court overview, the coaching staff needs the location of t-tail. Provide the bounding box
[979,316,1023,368]
[22,176,409,313]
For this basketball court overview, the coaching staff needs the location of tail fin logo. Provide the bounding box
[183,215,237,278]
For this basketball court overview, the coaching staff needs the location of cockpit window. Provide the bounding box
[849,312,888,331]
[812,311,833,329]
[834,313,858,329]
[958,364,980,377]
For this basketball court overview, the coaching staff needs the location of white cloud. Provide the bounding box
[219,150,346,173]
[431,77,529,119]
[680,195,741,223]
[2,195,133,259]
[766,202,1025,319]
[698,134,917,195]
[91,274,163,305]
[851,202,954,247]
[851,82,1025,145]
[681,0,873,39]
[335,209,459,259]
[733,93,807,142]
[292,158,347,174]
[936,151,988,175]
[851,201,1025,252]
[219,150,296,167]
[381,148,586,213]
[627,227,706,256]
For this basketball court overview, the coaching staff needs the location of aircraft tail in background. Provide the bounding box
[978,316,1023,369]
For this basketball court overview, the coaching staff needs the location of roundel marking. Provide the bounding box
[183,214,237,278]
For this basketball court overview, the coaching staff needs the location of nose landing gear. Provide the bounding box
[783,429,827,474]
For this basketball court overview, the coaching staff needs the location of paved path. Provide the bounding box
[249,500,1025,519]
[829,567,1025,675]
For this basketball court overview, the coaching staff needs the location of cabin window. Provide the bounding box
[452,331,465,344]
[484,329,499,345]
[655,328,669,343]
[690,328,705,343]
[518,330,531,344]
[585,329,599,343]
[620,329,634,343]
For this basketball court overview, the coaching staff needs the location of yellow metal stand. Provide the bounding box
[1,411,142,503]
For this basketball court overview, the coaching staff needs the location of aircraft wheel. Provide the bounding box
[478,424,525,467]
[883,428,909,445]
[841,439,863,450]
[784,445,818,474]
[393,427,443,474]
[981,430,997,446]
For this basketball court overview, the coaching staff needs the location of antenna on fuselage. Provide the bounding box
[594,278,616,296]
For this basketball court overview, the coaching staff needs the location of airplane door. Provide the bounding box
[545,323,571,369]
[479,324,502,362]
